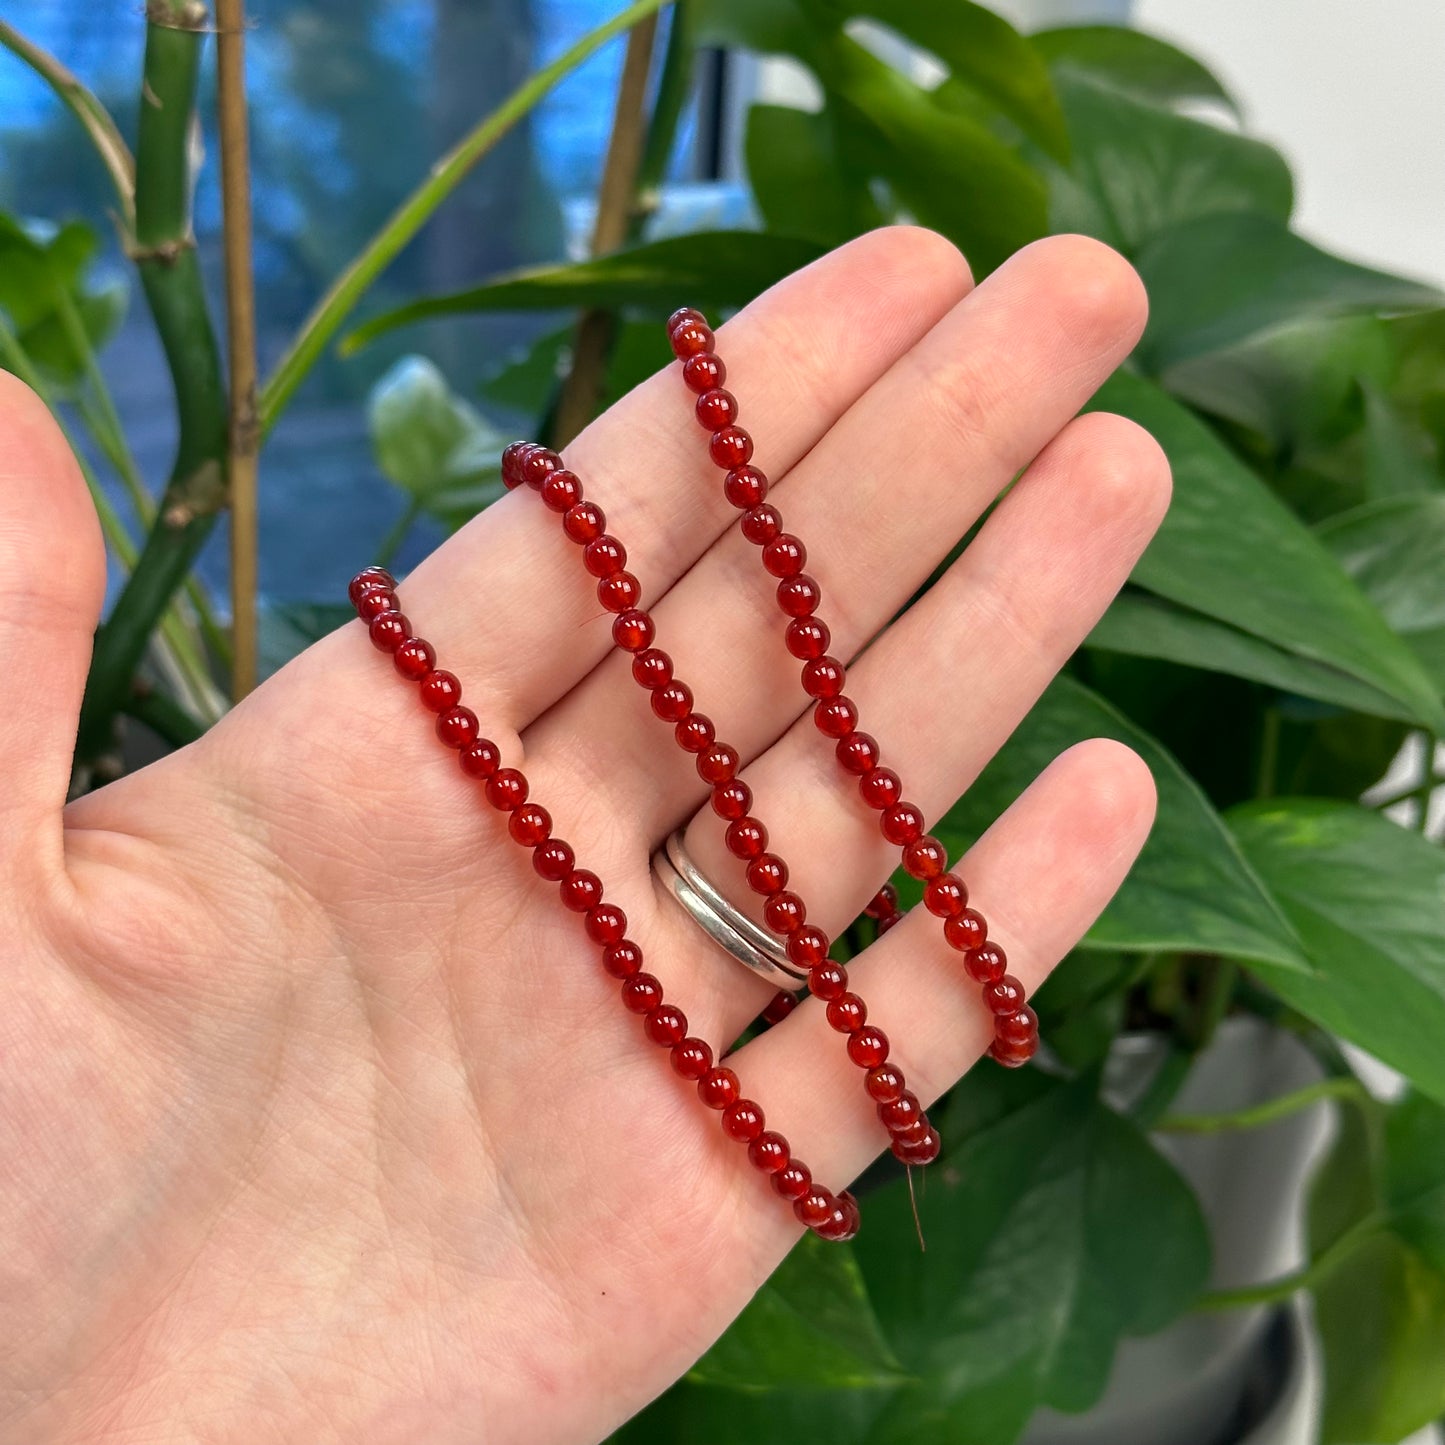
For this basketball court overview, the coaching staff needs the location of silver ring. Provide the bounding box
[652,829,809,989]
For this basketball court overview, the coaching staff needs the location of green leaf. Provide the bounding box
[690,1233,904,1390]
[1362,380,1442,501]
[1229,800,1445,1104]
[343,232,827,353]
[1031,23,1238,115]
[1046,73,1290,255]
[17,276,127,389]
[258,602,353,680]
[853,1069,1210,1440]
[1135,213,1441,374]
[938,674,1307,970]
[1317,495,1445,693]
[1092,371,1445,732]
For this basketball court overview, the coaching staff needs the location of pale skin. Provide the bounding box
[1,229,1171,1444]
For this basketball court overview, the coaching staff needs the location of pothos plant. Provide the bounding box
[2,2,1444,1442]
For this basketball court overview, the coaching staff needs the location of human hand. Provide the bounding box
[1,228,1169,1444]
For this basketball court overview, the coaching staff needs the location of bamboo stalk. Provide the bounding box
[215,0,260,698]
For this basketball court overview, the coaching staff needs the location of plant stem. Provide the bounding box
[1255,703,1281,799]
[262,0,674,433]
[215,0,260,700]
[553,14,660,446]
[125,680,207,747]
[375,497,421,570]
[1198,1214,1382,1312]
[629,0,695,242]
[1159,1075,1368,1135]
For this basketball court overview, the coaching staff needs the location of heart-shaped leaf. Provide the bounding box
[1031,24,1238,115]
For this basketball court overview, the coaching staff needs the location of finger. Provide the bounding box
[735,737,1157,1190]
[391,227,973,730]
[643,408,1170,1042]
[524,235,1147,849]
[0,372,106,875]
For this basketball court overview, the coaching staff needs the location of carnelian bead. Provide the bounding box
[881,802,925,846]
[859,766,901,808]
[436,705,480,749]
[924,874,967,918]
[777,574,822,618]
[500,441,532,490]
[652,682,693,722]
[903,835,948,880]
[563,500,605,544]
[671,1036,713,1079]
[522,447,561,489]
[984,975,1027,1015]
[764,892,805,934]
[369,611,410,652]
[459,739,501,778]
[696,388,738,431]
[682,351,725,394]
[813,1196,859,1243]
[965,941,1008,984]
[485,768,528,811]
[801,656,845,699]
[603,940,644,979]
[762,990,797,1023]
[864,884,899,920]
[357,586,399,621]
[645,1004,688,1048]
[723,1099,765,1142]
[559,869,603,912]
[726,817,768,860]
[675,713,715,753]
[848,1026,889,1069]
[349,565,396,605]
[795,1188,836,1229]
[584,535,626,578]
[670,320,713,359]
[894,1127,941,1165]
[787,926,829,969]
[826,993,867,1033]
[837,732,880,775]
[698,1066,740,1110]
[712,779,752,819]
[740,504,781,546]
[709,426,752,469]
[632,648,672,689]
[997,1006,1039,1049]
[668,305,707,334]
[814,697,858,738]
[786,617,830,660]
[879,1091,921,1133]
[865,1063,906,1103]
[598,572,641,612]
[748,1131,790,1173]
[419,669,462,713]
[541,469,581,513]
[585,902,627,946]
[893,1117,932,1149]
[944,908,987,953]
[394,636,435,681]
[879,912,902,934]
[621,973,663,1014]
[808,962,847,1000]
[612,609,654,653]
[762,535,806,578]
[772,1162,812,1201]
[698,742,739,785]
[991,1038,1033,1069]
[746,853,788,895]
[533,837,574,881]
[724,464,766,508]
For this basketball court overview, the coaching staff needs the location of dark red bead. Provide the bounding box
[368,611,409,652]
[559,869,603,913]
[533,837,574,881]
[500,441,533,490]
[585,902,628,947]
[563,500,605,544]
[777,575,822,618]
[698,1066,740,1110]
[740,504,782,546]
[709,426,752,470]
[696,388,739,432]
[787,926,829,969]
[746,853,788,895]
[349,565,396,605]
[902,835,948,880]
[991,1038,1033,1069]
[945,909,988,953]
[698,743,739,785]
[356,585,400,622]
[772,1162,812,1201]
[682,351,725,394]
[584,535,627,578]
[712,779,752,819]
[613,609,654,653]
[484,767,528,811]
[645,1004,688,1048]
[419,669,462,713]
[674,713,715,753]
[924,873,967,918]
[668,305,707,334]
[881,802,925,846]
[865,1063,906,1103]
[815,697,858,738]
[436,705,480,749]
[801,656,846,699]
[748,1131,790,1174]
[848,1026,889,1069]
[521,446,561,489]
[671,1036,713,1079]
[808,962,847,1001]
[997,1006,1039,1049]
[764,891,805,934]
[984,975,1027,1016]
[813,1195,859,1243]
[965,941,1008,984]
[509,803,552,848]
[541,468,581,513]
[459,739,501,779]
[795,1188,836,1229]
[879,911,902,934]
[726,817,768,860]
[724,464,767,508]
[879,1091,921,1133]
[785,617,830,661]
[762,534,806,578]
[652,682,693,722]
[598,572,642,612]
[670,320,714,359]
[632,648,673,690]
[826,993,867,1034]
[859,766,901,808]
[603,940,644,979]
[722,1098,765,1142]
[394,636,435,681]
[894,1126,941,1165]
[762,990,798,1024]
[864,884,899,920]
[836,732,880,775]
[621,973,663,1014]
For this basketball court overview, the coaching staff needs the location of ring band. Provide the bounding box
[652,829,809,989]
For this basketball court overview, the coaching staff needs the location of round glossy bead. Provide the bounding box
[673,713,715,754]
[801,656,845,699]
[508,803,551,849]
[924,873,967,918]
[826,993,867,1034]
[859,766,901,809]
[563,500,605,544]
[795,1188,836,1229]
[944,908,987,954]
[369,611,409,652]
[726,817,768,861]
[808,962,847,1001]
[785,617,830,661]
[394,636,435,681]
[772,1162,812,1201]
[670,319,714,359]
[602,940,644,979]
[698,743,739,785]
[533,837,574,881]
[484,767,528,811]
[814,697,858,738]
[709,425,752,469]
[698,1066,740,1110]
[612,609,654,653]
[879,912,902,934]
[521,446,561,489]
[848,1026,890,1069]
[746,853,788,895]
[786,926,829,969]
[668,305,707,334]
[879,1091,921,1133]
[349,565,396,604]
[722,1099,765,1142]
[748,1131,790,1174]
[894,1126,941,1165]
[836,732,880,775]
[964,941,1008,985]
[990,1038,1033,1069]
[682,351,725,394]
[865,1063,906,1103]
[762,534,806,578]
[997,1006,1039,1050]
[585,902,628,947]
[761,990,798,1024]
[559,869,603,913]
[671,1036,713,1079]
[652,682,693,723]
[436,705,480,749]
[621,973,663,1014]
[632,648,672,690]
[813,1195,859,1243]
[583,535,627,578]
[645,1004,688,1048]
[356,585,399,622]
[597,571,642,612]
[777,575,822,619]
[984,975,1028,1016]
[459,739,501,778]
[764,891,806,934]
[724,464,766,509]
[864,884,899,920]
[696,388,738,431]
[902,835,948,880]
[540,468,581,513]
[881,802,925,846]
[500,441,533,490]
[740,504,782,546]
[419,669,462,713]
[712,779,752,820]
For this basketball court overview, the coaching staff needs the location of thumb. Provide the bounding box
[0,371,106,874]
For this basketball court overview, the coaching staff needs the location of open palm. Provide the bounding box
[2,229,1169,1445]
